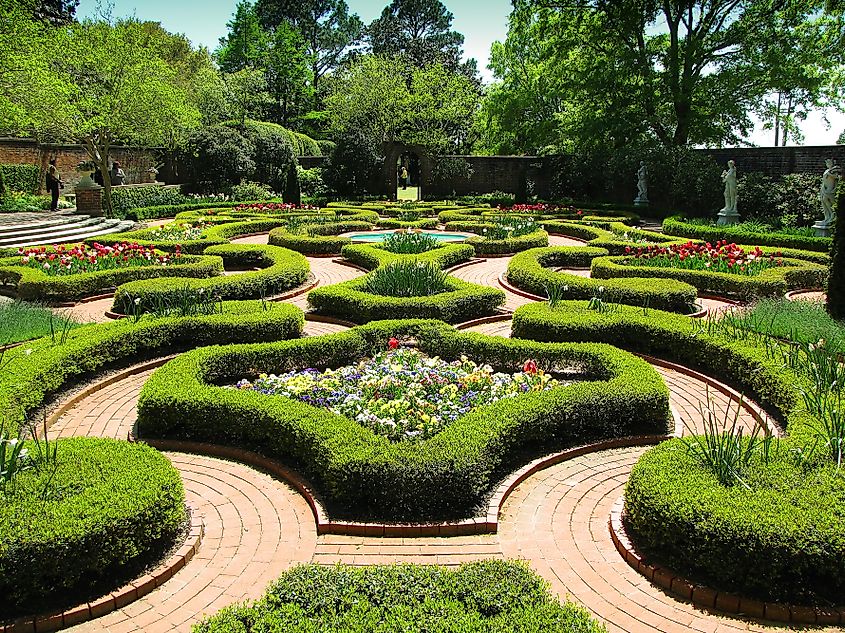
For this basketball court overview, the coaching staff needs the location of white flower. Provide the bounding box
[598,286,605,293]
[25,348,33,356]
[134,298,141,305]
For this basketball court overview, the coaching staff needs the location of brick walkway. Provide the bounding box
[449,258,533,312]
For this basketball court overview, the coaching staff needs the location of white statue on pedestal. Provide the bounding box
[634,161,648,204]
[819,159,842,225]
[716,160,739,226]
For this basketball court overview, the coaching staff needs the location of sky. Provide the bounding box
[76,0,844,148]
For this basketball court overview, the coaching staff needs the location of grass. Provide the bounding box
[684,217,818,238]
[724,298,845,350]
[0,300,84,344]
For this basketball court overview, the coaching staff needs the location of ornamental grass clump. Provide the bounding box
[624,240,783,276]
[235,347,560,441]
[365,260,448,297]
[19,242,180,276]
[380,231,440,254]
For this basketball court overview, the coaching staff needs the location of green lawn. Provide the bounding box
[726,297,845,349]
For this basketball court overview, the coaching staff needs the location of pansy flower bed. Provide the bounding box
[235,346,559,441]
[19,242,180,277]
[623,241,783,276]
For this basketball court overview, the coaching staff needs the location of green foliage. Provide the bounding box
[507,247,698,313]
[137,321,670,520]
[0,164,39,194]
[625,439,845,604]
[463,229,549,256]
[239,119,296,190]
[828,194,845,319]
[0,252,223,304]
[323,128,381,197]
[110,186,189,214]
[364,261,449,297]
[0,301,83,344]
[723,298,845,349]
[231,181,275,201]
[120,201,244,221]
[341,242,473,272]
[0,438,185,616]
[215,0,268,73]
[181,124,256,193]
[298,167,328,198]
[194,560,607,633]
[663,216,832,252]
[268,218,373,255]
[308,275,504,324]
[380,231,441,254]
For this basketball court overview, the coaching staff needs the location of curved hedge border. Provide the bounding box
[268,219,375,255]
[0,253,223,303]
[663,216,831,252]
[438,207,640,226]
[0,300,304,435]
[591,255,827,301]
[510,301,845,604]
[507,247,698,313]
[467,229,550,256]
[377,218,439,229]
[112,244,309,313]
[0,438,185,616]
[307,276,505,324]
[136,320,671,520]
[195,560,606,633]
[340,243,474,271]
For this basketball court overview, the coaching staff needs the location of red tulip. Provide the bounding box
[523,359,538,375]
[388,337,399,350]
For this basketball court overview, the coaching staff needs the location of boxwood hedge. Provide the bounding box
[590,255,827,301]
[307,275,505,324]
[663,216,832,252]
[268,219,375,255]
[0,438,185,616]
[340,243,474,271]
[507,247,698,313]
[0,252,223,303]
[377,217,439,229]
[0,301,304,436]
[466,229,550,256]
[511,301,845,603]
[195,560,607,633]
[136,320,671,520]
[112,244,309,314]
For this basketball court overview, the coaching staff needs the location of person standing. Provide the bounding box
[400,165,409,190]
[45,158,62,212]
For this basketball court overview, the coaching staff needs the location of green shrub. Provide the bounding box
[663,216,831,252]
[377,217,439,229]
[364,261,449,297]
[323,130,381,197]
[625,439,845,604]
[239,120,296,191]
[298,166,328,198]
[230,181,275,201]
[590,255,827,301]
[112,244,309,314]
[379,231,442,254]
[466,229,549,256]
[136,321,670,519]
[308,275,504,324]
[0,301,304,436]
[0,438,185,616]
[341,243,474,271]
[180,124,256,193]
[0,164,40,194]
[110,186,189,214]
[0,252,223,303]
[268,218,375,255]
[122,202,246,221]
[194,561,607,633]
[507,247,698,313]
[723,298,845,349]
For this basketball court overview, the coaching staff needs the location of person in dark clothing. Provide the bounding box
[45,158,62,211]
[93,167,104,186]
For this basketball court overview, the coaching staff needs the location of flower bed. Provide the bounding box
[194,561,606,633]
[19,242,179,276]
[0,437,185,617]
[622,241,783,275]
[236,347,560,441]
[507,247,698,313]
[137,320,671,520]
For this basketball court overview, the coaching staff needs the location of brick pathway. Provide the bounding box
[229,233,269,245]
[286,257,364,311]
[449,258,533,312]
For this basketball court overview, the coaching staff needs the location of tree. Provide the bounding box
[839,129,845,144]
[32,0,78,26]
[255,0,363,106]
[367,0,477,80]
[215,0,268,73]
[224,68,272,124]
[323,128,381,196]
[491,1,844,151]
[265,22,313,127]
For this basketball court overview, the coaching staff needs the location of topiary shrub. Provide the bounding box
[238,119,296,192]
[180,124,256,193]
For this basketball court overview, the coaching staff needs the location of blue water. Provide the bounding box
[350,231,469,243]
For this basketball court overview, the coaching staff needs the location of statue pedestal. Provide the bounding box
[813,220,832,237]
[75,178,104,217]
[716,210,740,226]
[634,197,649,208]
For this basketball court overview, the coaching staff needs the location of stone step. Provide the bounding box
[0,220,136,249]
[0,216,101,241]
[0,215,89,234]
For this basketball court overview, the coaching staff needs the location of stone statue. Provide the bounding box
[716,160,739,225]
[819,159,842,225]
[634,161,648,204]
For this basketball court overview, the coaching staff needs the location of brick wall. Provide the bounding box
[701,145,845,177]
[0,138,161,192]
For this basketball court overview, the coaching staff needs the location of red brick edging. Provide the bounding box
[785,288,825,301]
[608,496,844,625]
[455,311,513,331]
[2,504,204,633]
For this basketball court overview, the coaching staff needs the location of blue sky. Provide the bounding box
[76,0,843,146]
[76,0,512,83]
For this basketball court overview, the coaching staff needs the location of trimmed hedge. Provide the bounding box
[626,440,845,604]
[268,218,376,255]
[112,244,309,313]
[591,255,827,301]
[0,253,223,303]
[340,243,474,271]
[110,186,188,214]
[663,216,831,252]
[0,438,185,616]
[467,230,550,256]
[195,560,607,633]
[307,275,505,324]
[136,320,671,520]
[510,301,845,604]
[121,202,248,221]
[0,301,304,436]
[377,217,439,229]
[507,247,698,313]
[0,164,40,194]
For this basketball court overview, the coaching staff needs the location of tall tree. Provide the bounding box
[254,0,363,105]
[32,0,78,25]
[215,0,268,73]
[367,0,477,79]
[265,22,313,127]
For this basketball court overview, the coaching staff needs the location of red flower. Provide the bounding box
[388,337,399,350]
[523,359,538,375]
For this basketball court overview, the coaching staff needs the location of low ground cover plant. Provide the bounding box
[235,347,560,442]
[194,560,607,633]
[19,242,180,276]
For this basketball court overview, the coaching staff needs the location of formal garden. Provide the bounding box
[2,0,845,632]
